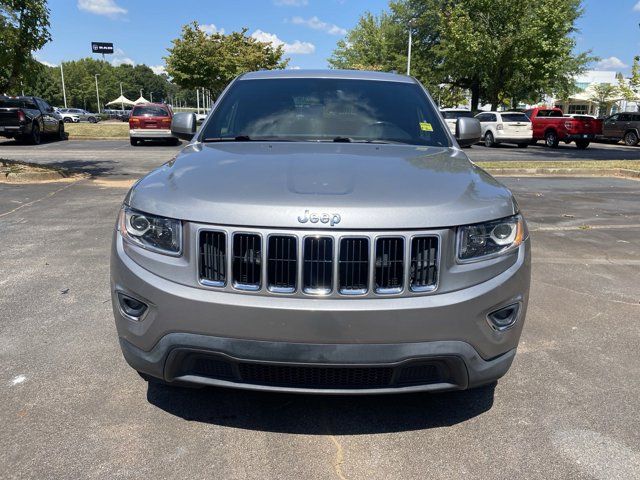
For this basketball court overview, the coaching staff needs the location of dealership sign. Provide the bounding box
[91,42,114,54]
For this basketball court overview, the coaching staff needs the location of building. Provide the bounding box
[552,70,640,117]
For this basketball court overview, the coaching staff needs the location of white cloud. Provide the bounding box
[150,65,167,75]
[110,48,134,66]
[274,0,308,6]
[288,65,302,70]
[38,59,57,67]
[290,16,346,35]
[77,0,127,17]
[199,23,225,35]
[594,56,628,70]
[634,1,640,11]
[251,29,315,54]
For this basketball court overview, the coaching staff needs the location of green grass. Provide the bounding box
[477,160,640,171]
[65,122,129,139]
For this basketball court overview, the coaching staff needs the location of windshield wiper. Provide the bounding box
[202,135,252,142]
[331,137,401,144]
[202,135,297,143]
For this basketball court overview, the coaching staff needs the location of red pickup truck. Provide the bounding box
[524,107,597,149]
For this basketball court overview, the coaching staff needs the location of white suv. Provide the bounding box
[475,111,532,148]
[440,109,474,135]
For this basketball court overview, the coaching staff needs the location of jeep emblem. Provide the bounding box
[297,210,341,226]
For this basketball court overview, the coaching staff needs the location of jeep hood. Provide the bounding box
[127,142,516,229]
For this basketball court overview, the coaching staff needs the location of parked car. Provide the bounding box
[128,103,177,146]
[56,108,80,123]
[111,70,531,394]
[524,107,596,149]
[104,109,130,121]
[440,108,474,134]
[0,96,65,144]
[475,111,532,148]
[59,108,100,123]
[601,112,640,146]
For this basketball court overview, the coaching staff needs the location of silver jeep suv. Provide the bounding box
[111,70,531,394]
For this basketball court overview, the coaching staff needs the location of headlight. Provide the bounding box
[457,214,524,262]
[118,206,182,256]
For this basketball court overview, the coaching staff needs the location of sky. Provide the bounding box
[36,0,640,76]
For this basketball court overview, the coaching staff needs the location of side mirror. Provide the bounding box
[171,112,197,141]
[456,117,482,147]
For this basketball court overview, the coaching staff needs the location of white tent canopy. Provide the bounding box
[105,95,135,107]
[134,96,150,105]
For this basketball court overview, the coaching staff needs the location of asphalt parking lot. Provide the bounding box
[2,136,640,172]
[1,141,639,479]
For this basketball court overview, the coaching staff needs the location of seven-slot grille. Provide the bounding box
[339,237,369,294]
[199,231,226,286]
[303,237,333,294]
[267,235,297,293]
[232,233,262,290]
[375,237,404,293]
[199,231,439,296]
[409,236,439,291]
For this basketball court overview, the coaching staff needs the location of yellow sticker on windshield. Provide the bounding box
[420,122,433,132]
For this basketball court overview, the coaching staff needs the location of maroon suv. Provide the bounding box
[129,103,178,146]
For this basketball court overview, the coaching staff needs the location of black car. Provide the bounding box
[0,96,65,144]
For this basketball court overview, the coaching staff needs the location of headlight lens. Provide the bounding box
[457,214,524,262]
[118,206,182,255]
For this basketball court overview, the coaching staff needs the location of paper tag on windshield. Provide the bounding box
[420,122,433,132]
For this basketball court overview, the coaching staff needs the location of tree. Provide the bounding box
[331,0,592,110]
[589,83,619,117]
[329,12,406,72]
[0,0,51,93]
[165,22,288,96]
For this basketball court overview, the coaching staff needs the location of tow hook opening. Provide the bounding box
[117,292,148,320]
[487,303,520,331]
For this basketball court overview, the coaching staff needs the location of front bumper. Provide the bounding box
[111,234,530,393]
[129,128,174,139]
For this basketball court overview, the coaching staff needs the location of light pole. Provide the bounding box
[119,82,124,110]
[406,18,417,76]
[150,92,153,103]
[60,63,67,108]
[94,74,101,113]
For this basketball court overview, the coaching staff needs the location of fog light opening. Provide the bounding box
[117,292,148,320]
[487,303,520,331]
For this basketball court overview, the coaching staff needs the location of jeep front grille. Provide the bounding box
[338,237,369,294]
[199,231,226,287]
[409,236,439,291]
[303,236,333,294]
[198,229,440,297]
[267,235,297,293]
[374,237,404,294]
[232,233,262,290]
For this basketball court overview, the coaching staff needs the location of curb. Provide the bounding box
[4,171,66,182]
[484,167,640,179]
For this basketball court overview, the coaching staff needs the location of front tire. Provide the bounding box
[63,117,72,123]
[130,137,138,146]
[57,122,66,141]
[88,117,97,124]
[545,130,559,148]
[484,131,496,148]
[517,143,528,148]
[575,140,590,149]
[624,131,639,146]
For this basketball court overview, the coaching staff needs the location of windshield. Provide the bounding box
[0,98,38,109]
[202,78,450,146]
[132,106,169,117]
[441,110,474,120]
[501,113,530,122]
